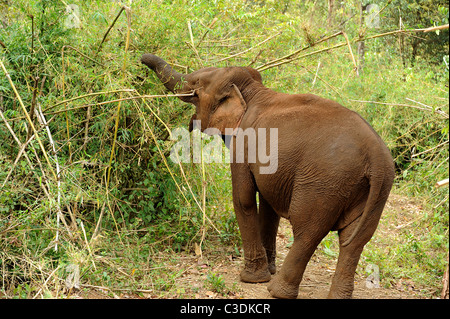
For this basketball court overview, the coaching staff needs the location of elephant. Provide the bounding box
[141,53,395,299]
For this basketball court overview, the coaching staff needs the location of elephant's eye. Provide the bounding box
[218,96,228,104]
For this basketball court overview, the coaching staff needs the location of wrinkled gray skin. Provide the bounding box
[141,54,395,299]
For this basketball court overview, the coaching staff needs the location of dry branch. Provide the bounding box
[411,141,449,158]
[63,45,105,67]
[197,17,219,47]
[424,24,449,33]
[349,99,449,118]
[257,24,449,72]
[213,31,282,64]
[435,178,449,188]
[256,31,343,71]
[342,32,358,74]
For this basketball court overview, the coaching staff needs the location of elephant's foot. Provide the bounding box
[266,250,276,275]
[240,256,271,283]
[327,281,354,299]
[268,261,276,275]
[240,267,271,283]
[267,275,299,299]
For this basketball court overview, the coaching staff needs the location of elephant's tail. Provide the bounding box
[341,163,386,247]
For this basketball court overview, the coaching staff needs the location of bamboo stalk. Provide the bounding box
[197,16,219,47]
[8,93,196,121]
[62,45,105,67]
[0,108,50,198]
[1,132,36,188]
[80,221,97,270]
[42,89,135,113]
[342,31,358,74]
[406,98,449,118]
[411,141,449,158]
[95,6,125,56]
[423,24,449,32]
[0,59,57,180]
[106,6,131,189]
[258,41,348,71]
[31,265,60,299]
[27,76,39,141]
[348,99,448,117]
[435,178,449,188]
[214,31,282,64]
[35,103,64,251]
[257,24,449,72]
[61,44,72,163]
[187,20,203,67]
[311,61,321,88]
[188,20,195,48]
[256,31,343,71]
[131,98,220,234]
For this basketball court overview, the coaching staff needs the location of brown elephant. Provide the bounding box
[141,54,395,299]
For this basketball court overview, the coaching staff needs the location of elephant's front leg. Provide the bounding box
[231,163,271,283]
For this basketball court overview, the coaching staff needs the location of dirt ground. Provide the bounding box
[174,221,419,300]
[78,194,429,300]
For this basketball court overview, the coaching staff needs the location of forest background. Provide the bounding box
[0,0,448,299]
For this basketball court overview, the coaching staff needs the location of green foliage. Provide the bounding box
[0,0,448,298]
[205,272,227,294]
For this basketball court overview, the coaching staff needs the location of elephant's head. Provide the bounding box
[141,54,263,134]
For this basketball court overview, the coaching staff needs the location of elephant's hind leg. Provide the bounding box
[268,199,334,299]
[328,203,384,299]
[258,194,280,275]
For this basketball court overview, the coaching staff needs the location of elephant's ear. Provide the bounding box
[245,67,263,83]
[208,84,247,134]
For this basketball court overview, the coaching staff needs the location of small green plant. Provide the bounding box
[205,272,227,295]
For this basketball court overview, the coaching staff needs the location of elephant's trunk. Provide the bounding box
[141,54,186,93]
